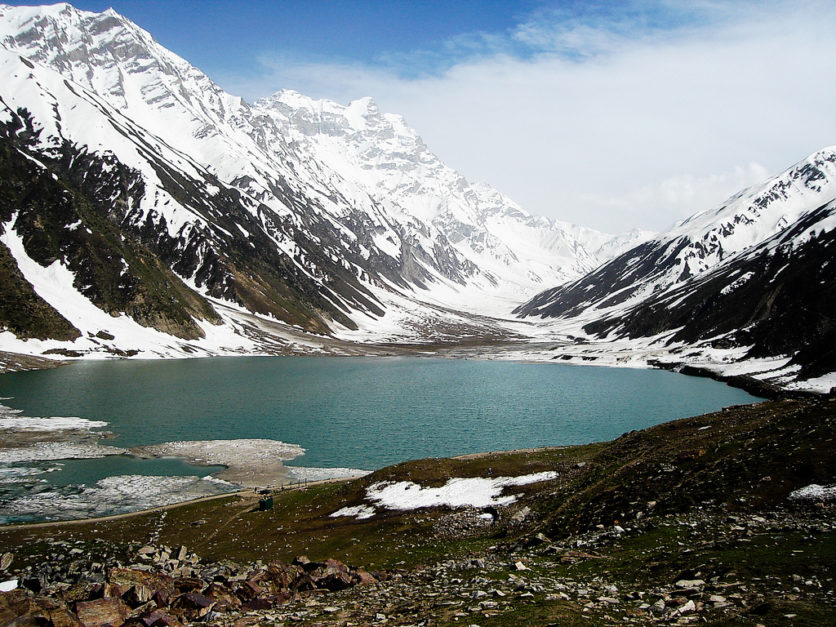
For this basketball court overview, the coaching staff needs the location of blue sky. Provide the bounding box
[5,1,835,232]
[22,1,547,75]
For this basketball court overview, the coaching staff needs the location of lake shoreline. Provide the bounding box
[0,344,800,524]
[0,341,811,399]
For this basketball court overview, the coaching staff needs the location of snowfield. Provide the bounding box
[331,471,559,519]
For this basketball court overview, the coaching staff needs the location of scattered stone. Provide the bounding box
[675,579,705,589]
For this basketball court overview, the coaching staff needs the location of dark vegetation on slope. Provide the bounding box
[1,395,833,624]
[0,107,217,341]
[585,208,836,380]
[516,203,836,382]
[0,104,388,337]
[0,231,80,341]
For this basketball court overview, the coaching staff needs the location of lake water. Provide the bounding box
[1,356,760,469]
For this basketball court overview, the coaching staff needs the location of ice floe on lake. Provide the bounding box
[0,474,237,523]
[331,471,558,519]
[0,401,108,431]
[0,415,109,431]
[134,439,307,488]
[0,441,126,463]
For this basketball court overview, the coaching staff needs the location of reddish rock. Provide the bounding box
[109,569,173,595]
[245,568,269,584]
[75,597,129,627]
[291,573,317,592]
[312,559,353,591]
[123,584,154,608]
[104,583,128,598]
[135,610,182,627]
[240,597,273,611]
[202,583,241,612]
[267,561,297,589]
[354,568,378,585]
[171,577,203,593]
[31,596,80,627]
[152,588,171,608]
[57,582,99,604]
[174,592,213,611]
[0,589,33,624]
[243,579,263,598]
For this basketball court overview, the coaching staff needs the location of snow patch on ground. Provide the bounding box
[330,471,558,519]
[788,484,836,502]
[330,504,376,520]
[784,372,836,394]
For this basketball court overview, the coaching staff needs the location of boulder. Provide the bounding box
[266,561,297,588]
[75,597,129,626]
[354,568,378,585]
[109,569,173,596]
[171,577,203,593]
[240,597,273,611]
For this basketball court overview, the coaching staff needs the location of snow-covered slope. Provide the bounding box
[516,148,836,387]
[0,1,631,357]
[258,90,616,298]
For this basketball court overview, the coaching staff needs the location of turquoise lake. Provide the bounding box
[0,356,760,480]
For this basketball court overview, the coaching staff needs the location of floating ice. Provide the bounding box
[0,474,237,523]
[137,439,305,464]
[0,415,108,431]
[0,442,126,463]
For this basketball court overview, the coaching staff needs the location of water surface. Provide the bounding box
[0,356,760,470]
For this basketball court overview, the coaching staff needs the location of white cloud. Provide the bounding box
[215,1,836,233]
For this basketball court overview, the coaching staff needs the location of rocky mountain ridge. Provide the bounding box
[516,147,836,388]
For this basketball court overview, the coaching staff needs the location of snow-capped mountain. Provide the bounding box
[516,148,836,384]
[257,90,612,293]
[0,2,636,358]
